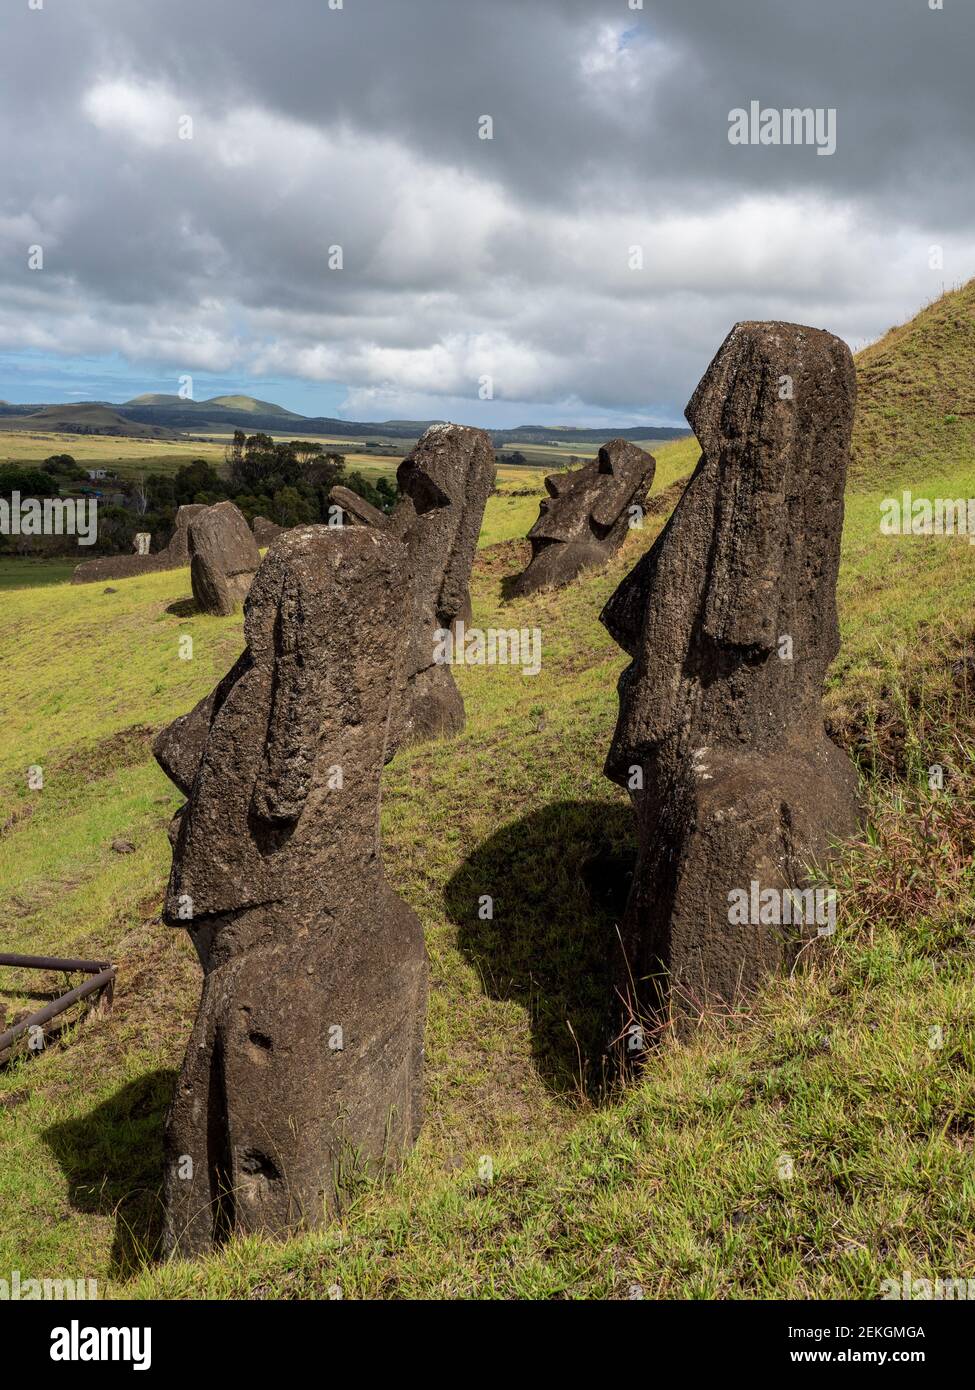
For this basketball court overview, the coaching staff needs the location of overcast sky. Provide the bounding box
[1,0,972,426]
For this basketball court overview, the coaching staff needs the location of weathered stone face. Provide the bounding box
[329,423,495,745]
[153,525,427,1257]
[510,440,656,596]
[70,502,208,585]
[601,322,862,1043]
[188,500,261,616]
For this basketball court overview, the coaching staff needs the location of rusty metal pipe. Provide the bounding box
[0,953,112,973]
[0,965,116,1057]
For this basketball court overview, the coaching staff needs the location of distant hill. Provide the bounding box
[852,280,975,487]
[0,389,690,447]
[493,424,689,446]
[125,393,187,408]
[113,396,690,445]
[201,394,301,418]
[0,402,177,439]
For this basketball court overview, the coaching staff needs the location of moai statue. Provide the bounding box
[153,525,428,1257]
[164,504,209,564]
[509,440,656,597]
[70,502,208,584]
[330,423,495,744]
[601,322,862,1045]
[188,500,261,616]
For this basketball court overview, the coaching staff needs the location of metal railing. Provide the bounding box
[0,953,116,1061]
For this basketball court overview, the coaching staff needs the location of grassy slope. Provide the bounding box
[851,281,975,489]
[1,335,974,1298]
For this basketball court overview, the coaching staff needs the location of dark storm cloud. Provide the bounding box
[0,0,972,419]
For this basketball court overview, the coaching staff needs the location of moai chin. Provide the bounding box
[601,322,862,1045]
[153,524,428,1257]
[330,423,495,745]
[509,439,656,597]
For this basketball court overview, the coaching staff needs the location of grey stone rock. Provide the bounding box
[252,515,283,546]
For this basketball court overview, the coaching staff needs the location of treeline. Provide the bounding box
[0,433,398,556]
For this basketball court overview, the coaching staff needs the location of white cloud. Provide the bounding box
[2,1,973,420]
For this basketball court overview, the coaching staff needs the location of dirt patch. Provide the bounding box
[474,539,531,582]
[1,802,34,838]
[53,724,157,785]
[646,477,689,517]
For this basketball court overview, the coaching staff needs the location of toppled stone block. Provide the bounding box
[71,503,207,584]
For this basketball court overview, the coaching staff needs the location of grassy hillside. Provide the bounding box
[851,281,975,488]
[0,403,176,439]
[1,382,974,1299]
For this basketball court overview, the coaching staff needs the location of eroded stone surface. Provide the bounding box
[153,524,427,1256]
[329,424,495,744]
[510,440,655,596]
[601,322,862,1043]
[188,500,261,615]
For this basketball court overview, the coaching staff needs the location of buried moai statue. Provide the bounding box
[153,525,428,1256]
[188,500,261,616]
[71,503,207,585]
[509,440,656,597]
[601,322,862,1044]
[330,423,495,744]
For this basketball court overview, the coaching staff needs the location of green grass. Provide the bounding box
[852,281,975,488]
[1,414,974,1298]
[0,557,76,589]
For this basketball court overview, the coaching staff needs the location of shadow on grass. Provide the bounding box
[164,597,197,617]
[43,1068,176,1277]
[445,799,636,1103]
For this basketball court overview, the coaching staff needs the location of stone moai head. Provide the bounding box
[389,422,496,636]
[603,321,857,787]
[326,423,495,743]
[511,439,656,596]
[188,500,261,616]
[155,524,410,930]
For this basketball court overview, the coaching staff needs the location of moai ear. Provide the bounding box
[699,466,787,653]
[250,572,327,825]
